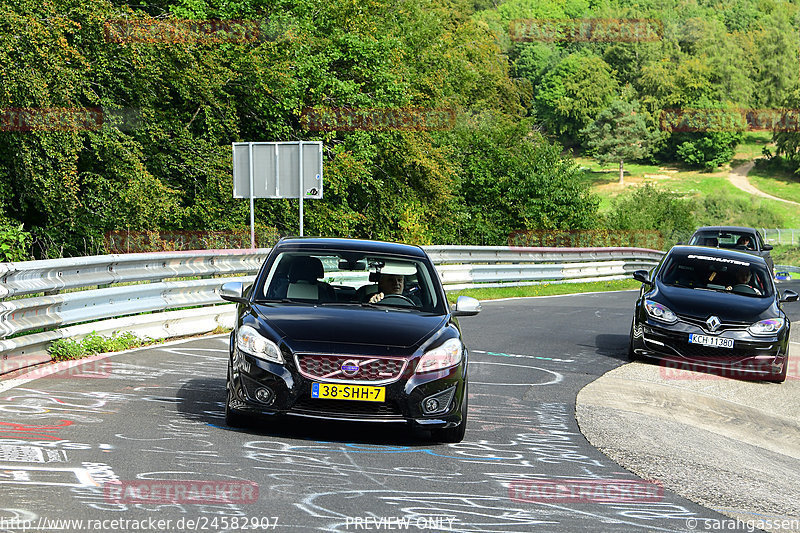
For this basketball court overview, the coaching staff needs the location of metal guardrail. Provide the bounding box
[0,246,663,375]
[426,246,663,289]
[0,250,270,373]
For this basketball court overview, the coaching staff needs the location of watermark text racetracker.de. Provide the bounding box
[0,107,140,132]
[1,356,111,379]
[659,358,799,381]
[104,479,259,504]
[509,18,663,42]
[301,107,456,132]
[104,18,268,44]
[0,516,279,531]
[509,478,663,503]
[660,108,800,132]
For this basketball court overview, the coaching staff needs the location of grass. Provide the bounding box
[772,245,800,267]
[748,160,800,204]
[574,156,730,212]
[574,131,800,227]
[732,131,772,160]
[446,278,640,303]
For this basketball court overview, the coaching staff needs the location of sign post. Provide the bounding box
[232,141,323,246]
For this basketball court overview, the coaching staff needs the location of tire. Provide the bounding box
[433,383,468,443]
[628,320,638,361]
[225,364,249,428]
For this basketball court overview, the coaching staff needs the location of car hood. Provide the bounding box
[656,283,778,322]
[252,304,448,350]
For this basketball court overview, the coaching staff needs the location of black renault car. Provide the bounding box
[687,226,774,273]
[630,245,798,382]
[219,237,481,442]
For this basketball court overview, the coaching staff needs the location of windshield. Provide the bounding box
[257,250,442,313]
[659,253,773,298]
[688,230,758,251]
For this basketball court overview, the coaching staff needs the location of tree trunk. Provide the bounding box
[619,159,624,184]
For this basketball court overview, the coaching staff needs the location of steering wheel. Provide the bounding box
[379,294,415,306]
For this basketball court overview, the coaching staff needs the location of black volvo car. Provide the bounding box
[220,237,481,442]
[630,245,798,382]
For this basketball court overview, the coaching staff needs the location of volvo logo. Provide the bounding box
[341,360,360,377]
[706,316,721,332]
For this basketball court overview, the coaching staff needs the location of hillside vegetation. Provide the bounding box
[1,0,799,259]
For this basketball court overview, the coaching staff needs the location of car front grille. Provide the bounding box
[291,397,404,420]
[295,354,407,384]
[676,314,749,333]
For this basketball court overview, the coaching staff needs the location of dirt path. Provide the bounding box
[729,160,800,206]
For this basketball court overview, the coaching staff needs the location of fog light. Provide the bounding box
[421,386,457,415]
[424,398,439,412]
[255,387,274,404]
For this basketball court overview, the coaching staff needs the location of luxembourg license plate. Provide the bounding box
[689,334,733,349]
[311,383,385,402]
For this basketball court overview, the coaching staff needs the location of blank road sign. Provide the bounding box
[233,141,323,199]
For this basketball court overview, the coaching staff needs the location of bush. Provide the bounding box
[605,185,695,244]
[0,223,32,262]
[81,333,106,355]
[695,190,783,228]
[48,339,86,361]
[771,245,800,267]
[666,131,744,171]
[48,331,151,361]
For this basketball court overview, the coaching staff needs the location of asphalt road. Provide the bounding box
[2,285,798,533]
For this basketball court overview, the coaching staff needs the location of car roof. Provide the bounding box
[669,245,768,266]
[272,237,428,258]
[692,226,759,234]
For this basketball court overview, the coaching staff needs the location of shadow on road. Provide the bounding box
[593,334,630,362]
[174,377,448,446]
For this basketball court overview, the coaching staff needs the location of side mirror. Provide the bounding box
[220,281,248,304]
[762,244,773,251]
[452,295,481,317]
[633,270,652,285]
[780,289,799,303]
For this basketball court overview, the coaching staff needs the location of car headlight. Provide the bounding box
[236,325,284,364]
[416,338,463,373]
[644,300,678,324]
[748,318,784,337]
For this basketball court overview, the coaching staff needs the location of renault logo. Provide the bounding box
[706,316,721,332]
[341,360,360,377]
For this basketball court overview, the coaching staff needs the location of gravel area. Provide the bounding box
[576,345,800,532]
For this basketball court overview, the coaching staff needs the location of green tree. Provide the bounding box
[448,116,599,244]
[753,9,799,108]
[581,99,661,184]
[772,86,800,174]
[534,52,619,146]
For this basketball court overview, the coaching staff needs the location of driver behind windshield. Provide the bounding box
[367,273,422,305]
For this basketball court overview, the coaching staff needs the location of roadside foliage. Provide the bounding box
[0,0,798,258]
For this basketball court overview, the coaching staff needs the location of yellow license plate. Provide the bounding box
[311,383,385,402]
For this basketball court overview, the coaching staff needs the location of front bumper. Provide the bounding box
[632,319,789,378]
[228,348,466,428]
